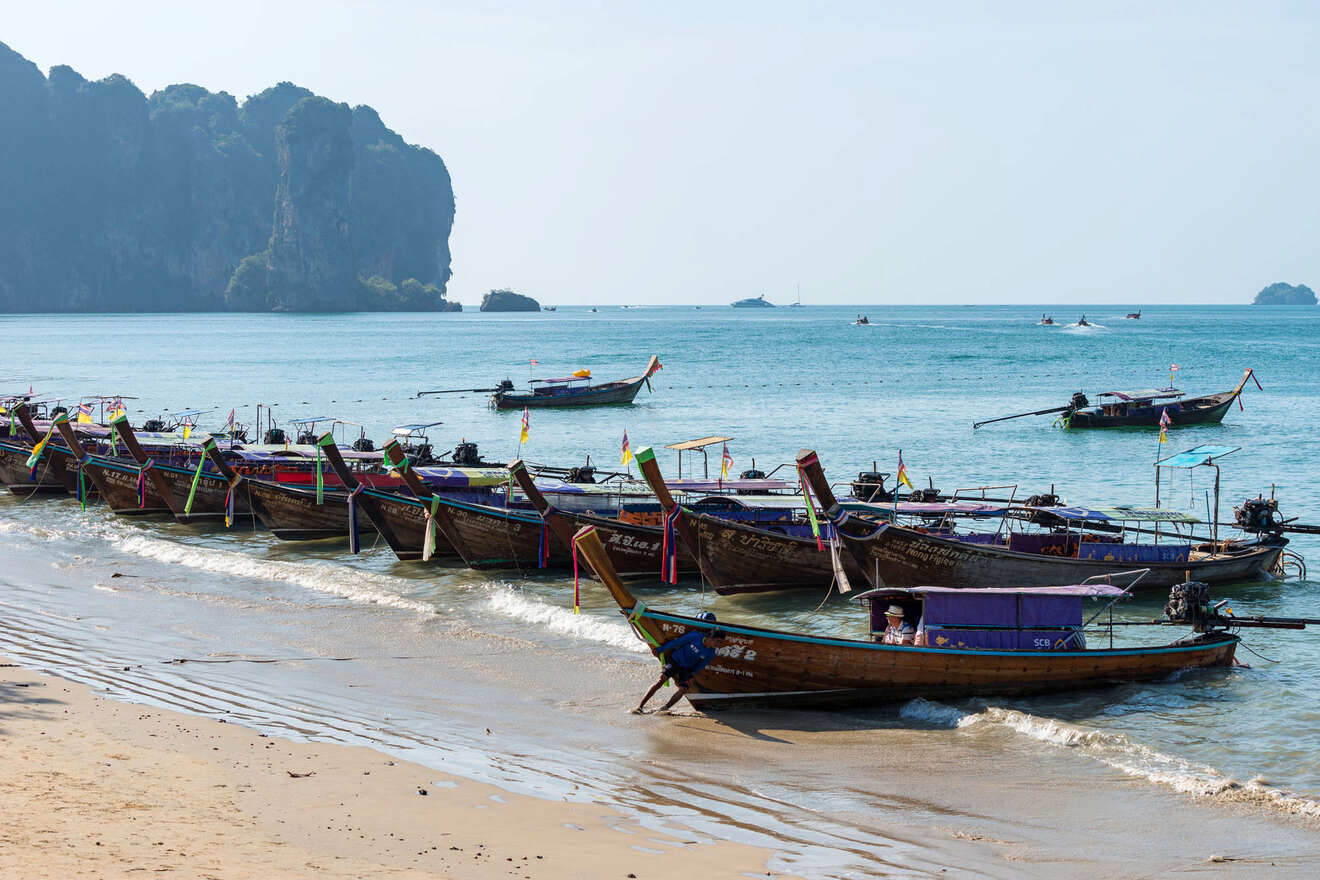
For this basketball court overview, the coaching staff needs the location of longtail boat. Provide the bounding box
[375,438,561,569]
[635,445,867,594]
[319,437,462,561]
[416,356,663,410]
[53,417,179,516]
[573,526,1261,709]
[508,458,695,576]
[973,368,1261,429]
[1,403,85,497]
[197,438,373,540]
[797,448,1291,591]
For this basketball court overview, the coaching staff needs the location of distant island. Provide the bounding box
[480,288,540,312]
[1253,282,1316,305]
[0,41,455,312]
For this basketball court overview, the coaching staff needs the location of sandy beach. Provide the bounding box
[0,659,787,879]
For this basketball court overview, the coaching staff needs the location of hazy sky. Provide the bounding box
[7,2,1318,305]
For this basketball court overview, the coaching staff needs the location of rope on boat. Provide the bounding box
[1236,639,1281,664]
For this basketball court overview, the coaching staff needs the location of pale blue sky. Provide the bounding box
[7,2,1318,305]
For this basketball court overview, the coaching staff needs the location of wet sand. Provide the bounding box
[0,659,788,879]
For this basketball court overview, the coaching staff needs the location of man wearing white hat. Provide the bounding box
[881,604,916,645]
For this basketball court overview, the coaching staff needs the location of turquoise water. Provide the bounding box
[3,305,1320,868]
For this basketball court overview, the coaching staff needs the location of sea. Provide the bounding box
[3,305,1319,877]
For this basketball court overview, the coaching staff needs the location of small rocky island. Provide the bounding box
[1253,282,1316,305]
[480,288,540,312]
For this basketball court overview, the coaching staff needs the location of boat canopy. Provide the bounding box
[1099,388,1183,401]
[1155,445,1240,469]
[288,415,333,425]
[412,466,510,488]
[392,422,444,436]
[666,435,734,451]
[855,584,1128,599]
[1027,505,1201,523]
[530,375,591,385]
[839,500,1006,517]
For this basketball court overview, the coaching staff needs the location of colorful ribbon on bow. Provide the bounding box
[798,466,824,551]
[660,506,682,584]
[537,520,549,569]
[183,454,206,515]
[137,459,155,509]
[347,484,364,554]
[422,496,440,561]
[572,537,581,614]
[224,482,235,528]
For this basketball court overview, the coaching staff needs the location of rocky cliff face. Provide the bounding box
[0,42,455,312]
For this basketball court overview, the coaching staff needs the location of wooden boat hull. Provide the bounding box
[845,523,1286,590]
[1069,393,1236,428]
[543,508,696,576]
[628,607,1240,709]
[146,462,254,524]
[494,376,646,409]
[431,496,569,570]
[351,488,460,562]
[0,439,69,495]
[77,456,174,516]
[685,512,867,595]
[242,479,375,541]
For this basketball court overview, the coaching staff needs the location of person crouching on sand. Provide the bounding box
[634,628,728,714]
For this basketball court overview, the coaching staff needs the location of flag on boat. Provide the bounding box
[519,407,529,444]
[1169,363,1180,386]
[620,429,632,466]
[896,450,914,489]
[529,359,539,366]
[1159,407,1171,443]
[108,397,126,420]
[77,402,94,424]
[223,408,235,431]
[720,442,733,481]
[182,419,193,439]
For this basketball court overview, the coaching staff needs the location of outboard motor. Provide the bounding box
[1235,496,1283,536]
[1065,391,1089,415]
[567,465,597,484]
[451,441,482,466]
[295,430,317,445]
[229,428,249,444]
[405,442,435,466]
[352,437,376,452]
[495,379,515,395]
[264,427,287,445]
[852,471,892,503]
[1024,493,1062,508]
[1165,581,1212,630]
[737,467,766,495]
[910,487,941,503]
[50,405,69,420]
[141,418,167,433]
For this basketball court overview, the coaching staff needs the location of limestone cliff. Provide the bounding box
[480,289,541,312]
[0,41,456,312]
[1253,282,1316,305]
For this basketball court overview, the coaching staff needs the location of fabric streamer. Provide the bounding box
[537,520,549,569]
[224,483,235,528]
[422,496,439,561]
[183,454,206,515]
[347,485,364,554]
[137,459,154,509]
[76,464,87,512]
[797,468,824,551]
[25,422,56,471]
[315,446,325,505]
[660,506,682,584]
[828,523,852,593]
[572,537,580,614]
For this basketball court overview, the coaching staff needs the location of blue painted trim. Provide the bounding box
[637,609,1237,659]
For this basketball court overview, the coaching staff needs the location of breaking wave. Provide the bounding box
[901,698,1320,819]
[481,586,648,653]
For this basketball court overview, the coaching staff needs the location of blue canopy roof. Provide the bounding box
[1155,444,1240,469]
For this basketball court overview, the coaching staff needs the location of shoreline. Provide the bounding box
[0,658,791,879]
